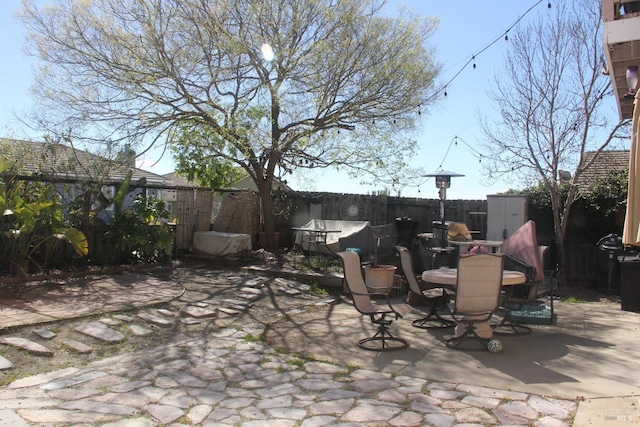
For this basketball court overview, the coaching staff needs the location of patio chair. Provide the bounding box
[446,253,504,350]
[395,246,455,328]
[337,251,413,351]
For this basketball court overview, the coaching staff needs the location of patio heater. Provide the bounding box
[424,171,465,248]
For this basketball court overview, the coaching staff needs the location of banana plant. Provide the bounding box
[0,160,88,277]
[91,170,133,221]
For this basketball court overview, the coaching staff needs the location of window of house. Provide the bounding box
[619,1,640,16]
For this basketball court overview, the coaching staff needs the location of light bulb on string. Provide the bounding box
[417,0,548,108]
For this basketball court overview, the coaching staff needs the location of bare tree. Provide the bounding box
[481,0,630,281]
[19,0,441,249]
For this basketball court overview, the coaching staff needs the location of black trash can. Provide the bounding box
[595,234,624,294]
[395,217,418,248]
[619,255,640,313]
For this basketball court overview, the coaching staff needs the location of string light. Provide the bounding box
[422,0,550,103]
[405,1,551,191]
[394,0,552,193]
[435,136,486,172]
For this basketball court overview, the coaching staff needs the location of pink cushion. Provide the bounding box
[501,220,545,281]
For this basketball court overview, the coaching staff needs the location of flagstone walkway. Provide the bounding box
[0,263,636,425]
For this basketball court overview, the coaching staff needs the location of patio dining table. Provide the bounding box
[421,267,526,286]
[422,267,526,339]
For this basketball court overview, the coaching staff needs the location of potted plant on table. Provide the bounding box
[362,228,397,292]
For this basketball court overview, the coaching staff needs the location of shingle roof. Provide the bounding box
[0,138,175,187]
[576,150,630,189]
[162,171,197,187]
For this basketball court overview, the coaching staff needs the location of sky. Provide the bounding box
[0,0,614,200]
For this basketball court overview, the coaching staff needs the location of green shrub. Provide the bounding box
[525,169,627,243]
[106,195,174,264]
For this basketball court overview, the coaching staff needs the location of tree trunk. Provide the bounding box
[257,180,277,253]
[556,235,567,288]
[82,188,92,235]
[553,185,579,288]
[551,189,567,288]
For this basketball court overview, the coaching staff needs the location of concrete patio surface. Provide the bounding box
[0,264,638,425]
[268,299,640,398]
[264,293,640,425]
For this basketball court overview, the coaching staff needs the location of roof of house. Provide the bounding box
[0,138,175,187]
[227,174,286,192]
[163,170,292,192]
[162,171,198,187]
[576,150,630,189]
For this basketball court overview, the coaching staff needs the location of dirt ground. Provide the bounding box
[0,253,620,387]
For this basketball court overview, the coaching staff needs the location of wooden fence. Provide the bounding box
[49,189,605,288]
[270,191,609,288]
[564,243,597,287]
[273,191,488,249]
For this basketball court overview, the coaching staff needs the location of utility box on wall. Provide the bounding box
[486,195,528,241]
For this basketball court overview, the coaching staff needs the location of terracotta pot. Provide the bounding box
[363,265,397,291]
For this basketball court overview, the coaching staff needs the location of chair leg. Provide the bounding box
[358,317,408,351]
[445,322,491,350]
[412,299,455,329]
[492,308,532,335]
